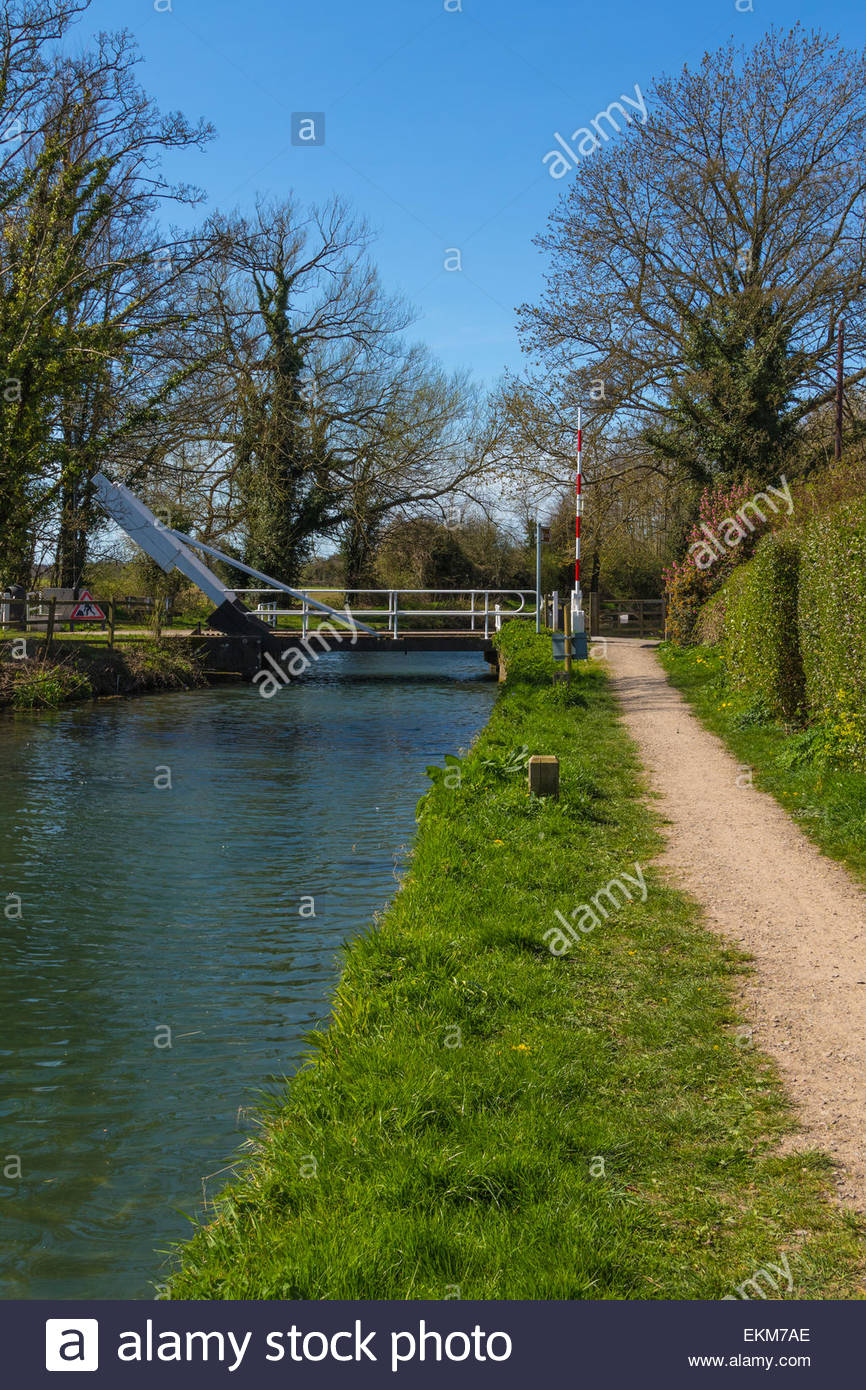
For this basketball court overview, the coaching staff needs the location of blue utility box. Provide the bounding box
[552,632,588,661]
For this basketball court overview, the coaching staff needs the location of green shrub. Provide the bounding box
[722,532,804,719]
[120,640,206,692]
[664,561,708,645]
[689,481,866,766]
[693,585,729,645]
[6,661,92,709]
[0,639,207,708]
[494,621,558,684]
[798,496,866,764]
[663,477,767,645]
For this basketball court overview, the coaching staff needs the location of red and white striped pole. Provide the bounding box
[573,406,583,621]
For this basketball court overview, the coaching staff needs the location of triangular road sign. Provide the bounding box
[69,589,106,621]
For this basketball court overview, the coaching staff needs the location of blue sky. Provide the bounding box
[77,0,866,389]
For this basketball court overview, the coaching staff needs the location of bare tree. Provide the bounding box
[331,350,498,587]
[519,25,866,488]
[194,196,498,585]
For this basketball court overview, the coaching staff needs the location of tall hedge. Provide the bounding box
[797,497,866,759]
[722,532,805,719]
[693,584,731,647]
[693,495,866,761]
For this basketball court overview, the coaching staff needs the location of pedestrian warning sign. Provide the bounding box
[69,590,106,621]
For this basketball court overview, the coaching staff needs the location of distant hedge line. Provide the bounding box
[695,496,866,760]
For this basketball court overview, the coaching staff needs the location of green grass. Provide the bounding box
[4,659,92,708]
[0,639,207,708]
[659,642,866,885]
[1,627,186,647]
[166,627,864,1300]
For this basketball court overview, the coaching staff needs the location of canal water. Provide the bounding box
[0,652,496,1299]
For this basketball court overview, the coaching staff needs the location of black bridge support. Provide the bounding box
[198,613,499,682]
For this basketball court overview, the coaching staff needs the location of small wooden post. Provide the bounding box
[528,755,559,799]
[45,596,56,646]
[108,599,116,649]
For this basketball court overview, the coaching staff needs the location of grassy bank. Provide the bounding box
[0,638,208,709]
[659,643,866,886]
[167,626,863,1300]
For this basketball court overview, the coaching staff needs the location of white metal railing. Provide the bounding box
[233,588,539,641]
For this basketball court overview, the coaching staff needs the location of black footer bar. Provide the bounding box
[4,1299,855,1387]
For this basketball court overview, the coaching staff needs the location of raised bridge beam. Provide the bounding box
[91,472,240,611]
[91,473,374,638]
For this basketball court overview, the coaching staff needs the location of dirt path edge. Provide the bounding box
[603,636,866,1212]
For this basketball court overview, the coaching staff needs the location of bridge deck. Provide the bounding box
[273,630,497,653]
[187,631,501,680]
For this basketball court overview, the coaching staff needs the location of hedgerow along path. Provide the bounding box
[605,635,866,1213]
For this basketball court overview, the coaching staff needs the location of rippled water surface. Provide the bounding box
[0,652,496,1298]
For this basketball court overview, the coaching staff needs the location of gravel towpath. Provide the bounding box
[603,636,866,1210]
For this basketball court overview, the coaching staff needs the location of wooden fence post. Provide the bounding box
[528,755,559,799]
[45,596,56,646]
[108,599,116,649]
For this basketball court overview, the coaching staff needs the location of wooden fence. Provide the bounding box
[1,593,170,644]
[589,596,666,638]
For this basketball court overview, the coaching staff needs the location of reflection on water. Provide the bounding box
[0,651,495,1298]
